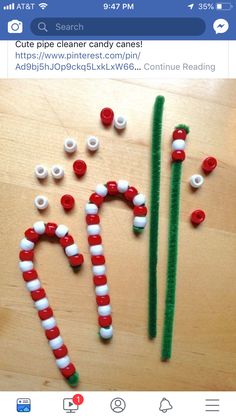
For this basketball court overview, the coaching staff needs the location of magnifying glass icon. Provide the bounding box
[38,21,48,32]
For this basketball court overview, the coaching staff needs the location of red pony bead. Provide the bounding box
[172,128,187,140]
[60,235,74,248]
[23,269,38,281]
[45,223,57,237]
[172,150,186,162]
[24,228,39,243]
[88,235,102,246]
[61,194,75,211]
[100,107,114,126]
[99,315,112,327]
[86,214,100,225]
[93,275,107,286]
[96,295,110,306]
[53,344,68,359]
[31,288,46,301]
[38,307,53,321]
[60,363,76,378]
[133,206,147,216]
[19,250,34,261]
[69,254,84,267]
[202,156,217,173]
[124,186,138,201]
[91,255,105,266]
[45,327,60,340]
[191,209,206,225]
[107,181,118,195]
[89,193,104,207]
[73,159,87,177]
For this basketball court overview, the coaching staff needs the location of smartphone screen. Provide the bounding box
[0,1,235,418]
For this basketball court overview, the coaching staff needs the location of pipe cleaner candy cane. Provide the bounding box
[19,221,84,387]
[85,180,148,340]
[162,124,190,361]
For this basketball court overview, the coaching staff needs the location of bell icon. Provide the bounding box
[159,398,173,413]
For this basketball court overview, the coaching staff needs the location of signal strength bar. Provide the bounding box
[3,2,15,10]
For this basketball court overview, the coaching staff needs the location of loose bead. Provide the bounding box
[38,307,53,321]
[25,228,39,243]
[60,235,74,248]
[69,254,84,267]
[51,165,64,179]
[99,315,112,327]
[172,150,185,162]
[100,107,114,126]
[35,297,49,311]
[117,180,129,193]
[172,139,186,151]
[189,174,204,189]
[65,244,79,257]
[31,288,46,301]
[173,128,187,140]
[64,138,77,154]
[107,181,118,195]
[96,295,110,306]
[114,115,127,130]
[202,156,217,173]
[133,206,147,216]
[133,216,147,228]
[87,224,101,236]
[90,245,103,256]
[98,304,111,316]
[86,136,99,152]
[19,261,34,272]
[86,214,100,225]
[60,363,76,379]
[73,159,87,177]
[93,275,107,286]
[88,235,102,246]
[53,344,68,359]
[89,193,104,207]
[95,284,109,296]
[100,325,113,339]
[34,164,48,179]
[45,326,60,340]
[20,238,35,251]
[85,203,98,215]
[95,184,108,197]
[61,195,75,211]
[191,209,206,225]
[124,186,138,201]
[91,255,105,266]
[41,317,56,330]
[19,250,34,261]
[34,195,48,210]
[45,222,57,237]
[49,336,63,350]
[23,269,38,281]
[26,279,41,292]
[56,355,71,369]
[33,221,45,235]
[133,193,146,206]
[93,265,106,276]
[55,224,69,238]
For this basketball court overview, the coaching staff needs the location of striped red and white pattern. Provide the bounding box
[19,221,84,382]
[85,180,148,340]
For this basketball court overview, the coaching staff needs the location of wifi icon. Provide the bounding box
[38,2,48,10]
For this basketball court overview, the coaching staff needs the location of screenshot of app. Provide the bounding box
[0,1,235,418]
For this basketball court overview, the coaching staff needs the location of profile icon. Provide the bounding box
[110,398,126,413]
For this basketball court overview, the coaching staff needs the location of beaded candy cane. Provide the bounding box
[19,221,84,387]
[85,180,148,340]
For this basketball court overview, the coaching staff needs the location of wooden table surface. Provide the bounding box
[0,79,236,391]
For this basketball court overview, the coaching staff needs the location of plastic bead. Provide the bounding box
[172,150,185,162]
[35,297,49,311]
[202,156,217,173]
[67,371,79,386]
[99,315,112,327]
[100,326,113,339]
[23,269,38,281]
[25,228,39,243]
[91,255,105,266]
[19,250,34,261]
[69,254,84,267]
[189,174,204,189]
[98,304,111,316]
[117,180,129,193]
[88,235,102,246]
[41,317,56,330]
[34,195,48,211]
[65,244,79,257]
[64,138,77,154]
[51,165,64,180]
[100,107,114,126]
[114,115,127,130]
[20,238,35,251]
[56,355,71,369]
[26,279,41,292]
[55,224,69,238]
[95,284,109,296]
[93,275,107,286]
[85,203,98,215]
[133,206,147,216]
[173,128,187,140]
[124,186,138,201]
[93,265,106,276]
[133,193,146,206]
[61,194,75,211]
[86,136,99,152]
[35,164,48,179]
[19,261,34,272]
[96,295,110,306]
[90,245,103,256]
[191,209,206,225]
[90,193,104,207]
[45,222,57,237]
[86,214,100,225]
[87,224,101,236]
[53,344,68,359]
[73,159,87,177]
[45,327,60,340]
[60,363,76,379]
[107,181,118,195]
[33,221,45,235]
[95,184,108,197]
[49,336,63,350]
[60,235,74,248]
[133,216,147,228]
[172,139,186,151]
[31,288,46,301]
[38,307,53,321]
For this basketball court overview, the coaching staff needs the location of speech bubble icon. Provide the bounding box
[213,19,229,34]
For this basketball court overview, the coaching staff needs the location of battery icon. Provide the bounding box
[216,2,233,10]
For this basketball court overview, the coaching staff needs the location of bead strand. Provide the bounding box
[19,221,84,387]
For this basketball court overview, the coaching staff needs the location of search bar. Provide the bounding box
[31,18,206,37]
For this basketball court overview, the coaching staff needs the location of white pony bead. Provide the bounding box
[190,174,204,189]
[41,317,56,330]
[90,245,103,256]
[55,224,69,238]
[20,238,35,251]
[34,195,48,211]
[35,165,48,179]
[35,298,49,311]
[33,221,45,235]
[95,284,109,296]
[26,279,41,292]
[85,203,98,215]
[64,137,77,154]
[49,336,63,350]
[133,193,146,206]
[93,265,106,276]
[56,355,70,369]
[133,216,147,228]
[87,136,99,152]
[114,115,127,130]
[65,244,79,257]
[19,261,34,272]
[95,184,108,197]
[117,180,129,193]
[100,326,113,339]
[98,304,111,316]
[172,139,186,151]
[51,165,64,179]
[87,224,101,236]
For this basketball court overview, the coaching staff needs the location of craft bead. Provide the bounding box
[34,195,48,210]
[55,224,69,238]
[114,115,127,130]
[133,193,146,206]
[61,363,76,379]
[133,206,147,216]
[61,195,75,211]
[190,174,204,189]
[45,327,60,340]
[86,214,100,225]
[90,245,103,256]
[191,209,206,225]
[202,156,217,173]
[51,165,64,179]
[25,228,39,243]
[31,288,46,301]
[60,235,74,248]
[56,355,71,369]
[93,275,107,286]
[19,261,34,272]
[38,307,53,321]
[133,216,147,228]
[100,107,114,126]
[73,159,87,177]
[19,250,34,261]
[95,184,108,197]
[35,165,48,179]
[96,295,110,306]
[65,244,79,257]
[64,138,77,154]
[91,255,105,266]
[172,139,186,151]
[88,235,102,246]
[35,297,49,311]
[26,279,41,292]
[85,203,98,215]
[100,325,113,339]
[23,269,38,281]
[86,136,99,151]
[93,265,106,276]
[172,150,185,162]
[124,186,138,201]
[117,180,129,193]
[20,238,35,251]
[69,254,84,267]
[67,371,79,387]
[90,193,104,207]
[53,344,68,359]
[98,304,111,316]
[45,222,57,237]
[87,224,101,236]
[95,284,109,296]
[99,315,112,327]
[49,336,63,350]
[173,128,187,140]
[33,221,46,235]
[41,317,56,330]
[106,181,118,195]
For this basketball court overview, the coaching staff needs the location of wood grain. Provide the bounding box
[0,79,236,391]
